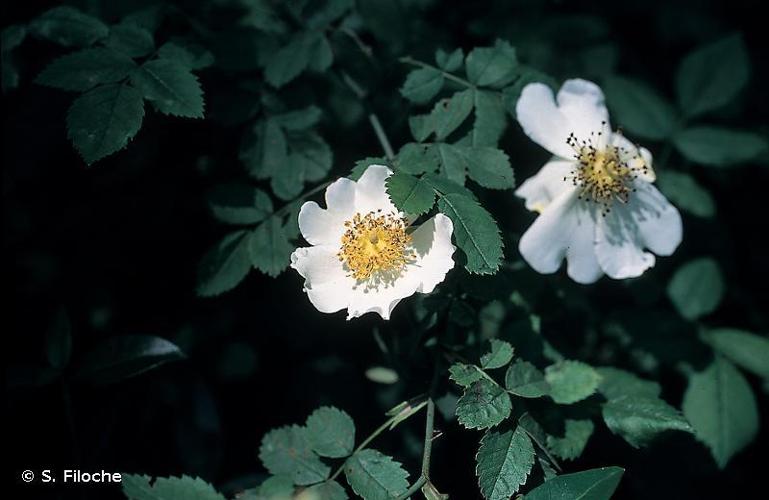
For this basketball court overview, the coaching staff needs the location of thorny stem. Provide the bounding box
[396,399,437,500]
[399,56,475,88]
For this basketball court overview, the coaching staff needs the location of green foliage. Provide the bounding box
[208,185,274,225]
[431,89,474,141]
[480,339,514,369]
[603,75,677,140]
[344,449,409,500]
[524,467,624,500]
[122,474,225,500]
[546,419,594,460]
[257,475,294,498]
[302,480,349,500]
[449,363,484,387]
[130,59,204,118]
[437,193,503,274]
[667,257,725,320]
[656,171,715,218]
[702,328,769,379]
[465,40,519,88]
[2,24,27,91]
[107,23,155,58]
[400,67,444,104]
[259,425,331,485]
[596,367,661,400]
[456,379,512,429]
[673,126,768,167]
[683,357,759,468]
[385,172,436,215]
[544,361,601,405]
[505,360,549,398]
[265,32,333,88]
[676,34,750,118]
[30,6,108,47]
[196,231,253,296]
[249,217,294,277]
[306,406,356,458]
[476,424,535,500]
[36,48,136,91]
[602,395,692,448]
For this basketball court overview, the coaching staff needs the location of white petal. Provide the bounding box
[408,213,456,293]
[625,182,683,256]
[519,188,601,283]
[516,83,575,159]
[556,79,610,142]
[324,177,357,217]
[355,164,398,215]
[595,207,656,280]
[515,160,574,213]
[291,246,354,314]
[298,201,343,246]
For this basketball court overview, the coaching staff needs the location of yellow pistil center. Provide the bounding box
[338,211,414,282]
[565,124,649,215]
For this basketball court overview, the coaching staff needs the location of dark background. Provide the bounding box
[5,0,768,498]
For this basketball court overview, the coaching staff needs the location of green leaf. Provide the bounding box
[436,48,463,72]
[130,59,204,118]
[259,425,331,485]
[36,48,136,91]
[158,41,214,70]
[386,172,436,215]
[603,395,692,448]
[702,328,769,379]
[408,113,435,142]
[30,6,108,47]
[476,424,535,500]
[122,474,225,500]
[437,193,503,274]
[273,132,333,199]
[465,40,518,88]
[395,142,439,175]
[301,480,348,500]
[435,143,468,185]
[197,231,252,296]
[273,105,322,130]
[208,184,273,225]
[258,475,294,497]
[45,307,72,370]
[481,339,514,369]
[249,218,293,277]
[401,67,444,104]
[603,75,677,140]
[546,419,594,460]
[106,23,154,57]
[305,0,354,29]
[265,32,328,88]
[595,367,660,401]
[424,173,478,200]
[667,257,725,320]
[344,449,409,500]
[449,363,483,387]
[545,361,601,405]
[683,357,759,468]
[241,120,288,179]
[306,407,356,458]
[460,146,514,190]
[66,83,144,164]
[74,335,185,385]
[431,89,474,140]
[505,360,549,398]
[656,170,715,218]
[524,467,624,500]
[676,34,750,118]
[350,157,388,180]
[456,379,512,429]
[673,126,768,167]
[472,89,507,147]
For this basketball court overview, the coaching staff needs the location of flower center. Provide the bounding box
[565,123,649,215]
[338,211,414,282]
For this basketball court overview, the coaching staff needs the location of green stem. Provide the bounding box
[369,113,395,160]
[400,476,428,499]
[399,56,475,89]
[396,399,437,500]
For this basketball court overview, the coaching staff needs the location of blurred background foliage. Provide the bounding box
[4,0,768,498]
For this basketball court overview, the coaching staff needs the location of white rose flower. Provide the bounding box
[514,78,683,284]
[291,164,456,319]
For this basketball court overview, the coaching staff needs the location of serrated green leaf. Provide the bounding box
[461,146,514,190]
[481,339,514,369]
[36,48,136,91]
[408,113,435,142]
[667,257,724,320]
[676,34,750,118]
[602,395,691,448]
[456,379,511,429]
[505,360,549,398]
[306,407,356,458]
[603,75,677,140]
[524,467,624,500]
[107,23,154,57]
[265,32,326,88]
[259,425,331,485]
[437,193,503,274]
[249,218,293,277]
[545,361,601,405]
[344,449,409,500]
[595,367,660,401]
[258,475,294,497]
[702,328,769,379]
[673,127,768,167]
[449,363,483,387]
[273,105,322,130]
[66,83,144,164]
[471,89,507,147]
[546,419,594,460]
[386,172,436,215]
[158,41,214,70]
[242,119,288,179]
[395,142,439,175]
[401,67,444,104]
[197,230,252,296]
[476,424,535,500]
[31,6,108,47]
[656,170,715,217]
[431,89,474,140]
[683,357,759,468]
[465,40,518,88]
[122,474,225,500]
[424,173,477,200]
[308,35,333,72]
[208,184,273,225]
[435,143,468,185]
[301,480,348,500]
[435,48,463,72]
[273,132,333,200]
[130,59,204,118]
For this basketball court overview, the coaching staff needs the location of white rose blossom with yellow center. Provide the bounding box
[291,165,456,319]
[515,79,682,284]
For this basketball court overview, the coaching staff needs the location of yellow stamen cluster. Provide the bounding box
[338,210,414,283]
[565,124,649,216]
